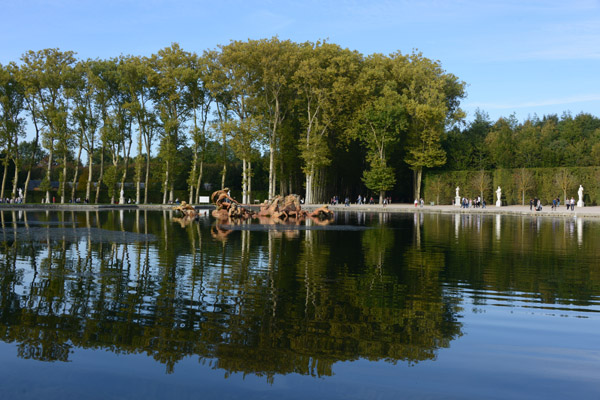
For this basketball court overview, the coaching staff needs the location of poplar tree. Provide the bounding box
[20,49,76,203]
[252,38,299,199]
[218,40,263,204]
[68,60,99,202]
[120,55,152,203]
[149,44,190,204]
[182,52,212,204]
[0,63,26,200]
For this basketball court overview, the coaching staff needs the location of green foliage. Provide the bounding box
[362,161,396,193]
[38,175,51,192]
[425,166,600,205]
[103,164,119,200]
[12,40,600,205]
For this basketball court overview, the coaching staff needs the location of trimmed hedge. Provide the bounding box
[424,167,600,205]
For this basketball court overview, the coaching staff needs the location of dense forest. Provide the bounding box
[1,38,598,205]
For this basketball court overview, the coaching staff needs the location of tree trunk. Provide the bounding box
[23,169,31,203]
[379,190,384,205]
[134,143,142,204]
[86,150,93,202]
[305,165,314,204]
[46,144,53,204]
[242,158,248,204]
[248,161,252,204]
[189,154,197,204]
[0,158,8,200]
[221,163,226,190]
[11,158,19,199]
[269,135,275,199]
[414,167,423,201]
[195,159,204,204]
[221,126,227,189]
[162,159,169,205]
[72,143,83,202]
[268,99,279,200]
[61,153,67,203]
[23,113,40,204]
[120,133,132,204]
[95,146,104,204]
[144,140,151,204]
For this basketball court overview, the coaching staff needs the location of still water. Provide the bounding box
[0,209,599,399]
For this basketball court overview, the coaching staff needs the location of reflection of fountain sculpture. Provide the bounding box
[173,201,198,218]
[211,188,254,220]
[211,224,233,242]
[309,204,334,220]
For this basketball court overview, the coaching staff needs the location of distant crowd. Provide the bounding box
[330,195,392,207]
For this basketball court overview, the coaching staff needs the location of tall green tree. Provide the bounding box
[119,55,153,203]
[351,54,406,203]
[252,38,299,199]
[399,52,466,200]
[20,49,76,203]
[0,62,26,200]
[68,60,100,202]
[149,44,191,204]
[182,52,212,204]
[204,49,233,190]
[293,41,362,203]
[218,40,265,204]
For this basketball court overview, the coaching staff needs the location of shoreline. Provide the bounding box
[0,202,598,218]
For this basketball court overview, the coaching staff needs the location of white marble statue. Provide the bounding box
[577,185,584,207]
[119,188,125,205]
[454,186,461,207]
[18,188,23,199]
[495,186,502,207]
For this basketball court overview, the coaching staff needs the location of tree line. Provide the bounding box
[423,111,600,205]
[0,38,466,204]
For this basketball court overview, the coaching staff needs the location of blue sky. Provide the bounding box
[2,0,599,123]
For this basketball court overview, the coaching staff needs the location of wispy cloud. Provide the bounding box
[468,94,600,110]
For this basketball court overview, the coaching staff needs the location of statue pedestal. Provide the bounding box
[455,196,461,206]
[577,200,584,208]
[496,200,502,207]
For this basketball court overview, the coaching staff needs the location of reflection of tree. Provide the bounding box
[0,210,464,381]
[362,226,394,270]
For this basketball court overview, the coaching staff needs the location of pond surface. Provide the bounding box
[0,209,599,399]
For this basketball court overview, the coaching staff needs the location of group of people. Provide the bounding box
[0,197,23,204]
[529,198,543,211]
[564,197,577,210]
[330,195,384,206]
[532,197,579,211]
[457,197,486,209]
